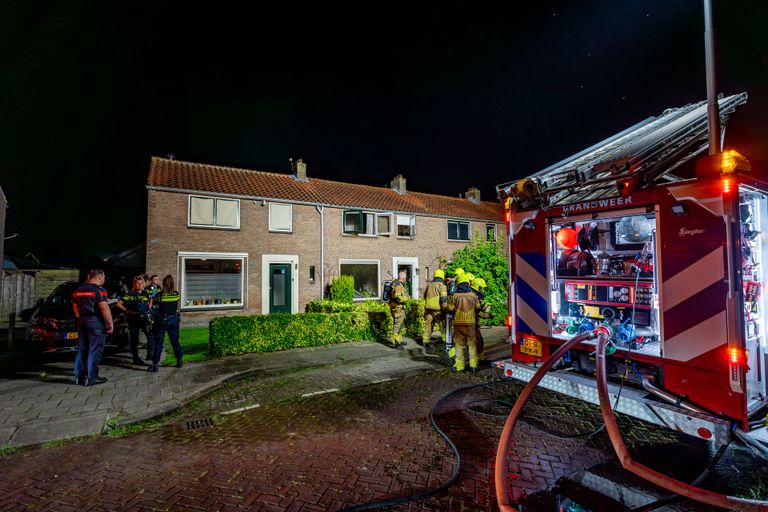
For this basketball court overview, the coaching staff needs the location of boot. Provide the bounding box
[175,359,183,368]
[147,364,158,373]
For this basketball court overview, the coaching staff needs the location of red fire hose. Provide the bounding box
[494,330,598,512]
[494,330,768,512]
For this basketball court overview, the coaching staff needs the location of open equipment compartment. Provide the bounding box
[548,210,660,358]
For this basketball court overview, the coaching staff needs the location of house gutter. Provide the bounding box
[315,205,324,299]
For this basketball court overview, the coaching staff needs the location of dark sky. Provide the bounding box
[1,1,767,267]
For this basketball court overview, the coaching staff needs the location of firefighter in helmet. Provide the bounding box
[471,277,492,360]
[423,269,448,349]
[389,271,408,349]
[446,272,482,372]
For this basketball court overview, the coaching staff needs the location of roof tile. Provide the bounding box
[148,157,503,221]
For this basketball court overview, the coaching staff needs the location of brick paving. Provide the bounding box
[1,363,760,511]
[0,326,764,511]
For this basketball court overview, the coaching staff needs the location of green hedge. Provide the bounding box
[210,311,372,356]
[329,275,355,303]
[404,299,425,338]
[304,300,358,313]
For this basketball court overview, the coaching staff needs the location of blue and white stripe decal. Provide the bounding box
[515,252,549,335]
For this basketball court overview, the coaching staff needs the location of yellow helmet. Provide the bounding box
[453,267,465,277]
[457,273,472,285]
[471,277,487,292]
[464,273,475,283]
[433,269,445,280]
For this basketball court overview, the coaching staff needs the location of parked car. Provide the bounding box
[25,282,129,354]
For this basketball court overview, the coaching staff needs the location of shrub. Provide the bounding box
[328,275,355,303]
[210,311,371,356]
[357,300,393,340]
[305,300,357,313]
[447,235,509,325]
[403,299,425,338]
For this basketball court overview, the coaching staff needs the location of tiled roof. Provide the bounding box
[148,157,504,222]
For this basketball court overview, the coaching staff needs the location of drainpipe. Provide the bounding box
[315,205,324,299]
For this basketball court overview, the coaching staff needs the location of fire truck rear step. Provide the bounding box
[495,359,731,445]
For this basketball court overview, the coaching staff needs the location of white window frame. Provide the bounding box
[447,220,471,241]
[268,202,293,233]
[396,214,416,239]
[338,259,381,301]
[486,223,497,242]
[178,251,248,311]
[188,195,241,230]
[376,213,392,236]
[342,210,389,237]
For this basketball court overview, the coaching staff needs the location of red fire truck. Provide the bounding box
[496,93,768,450]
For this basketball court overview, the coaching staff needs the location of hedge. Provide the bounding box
[209,311,372,356]
[304,300,358,313]
[404,299,425,338]
[306,299,393,340]
[328,275,355,303]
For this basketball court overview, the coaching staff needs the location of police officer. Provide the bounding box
[150,275,183,372]
[72,269,114,386]
[446,273,482,372]
[389,271,408,349]
[116,276,154,365]
[471,277,492,361]
[146,275,161,299]
[422,269,447,348]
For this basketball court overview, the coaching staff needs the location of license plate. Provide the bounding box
[65,332,79,340]
[520,337,542,357]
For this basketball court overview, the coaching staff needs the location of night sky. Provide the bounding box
[1,1,767,268]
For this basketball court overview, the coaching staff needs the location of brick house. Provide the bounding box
[146,157,506,324]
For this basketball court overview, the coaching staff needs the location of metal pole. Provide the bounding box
[704,0,721,155]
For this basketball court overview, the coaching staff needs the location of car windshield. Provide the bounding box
[45,283,80,306]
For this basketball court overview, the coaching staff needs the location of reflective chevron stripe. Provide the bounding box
[662,246,727,362]
[516,252,548,336]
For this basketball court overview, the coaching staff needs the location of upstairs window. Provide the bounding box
[447,220,470,241]
[343,210,391,236]
[397,215,416,238]
[269,203,292,232]
[486,223,497,242]
[189,196,240,229]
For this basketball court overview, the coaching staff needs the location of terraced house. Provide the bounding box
[146,157,506,324]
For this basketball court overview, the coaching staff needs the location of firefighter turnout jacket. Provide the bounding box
[424,278,448,311]
[447,283,481,324]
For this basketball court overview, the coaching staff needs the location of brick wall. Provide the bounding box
[146,189,506,325]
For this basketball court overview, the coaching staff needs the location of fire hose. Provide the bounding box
[494,328,768,512]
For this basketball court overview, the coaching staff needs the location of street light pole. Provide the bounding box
[704,0,721,155]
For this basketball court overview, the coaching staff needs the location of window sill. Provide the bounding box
[187,224,241,231]
[268,229,293,234]
[181,304,245,311]
[396,236,415,240]
[447,239,471,242]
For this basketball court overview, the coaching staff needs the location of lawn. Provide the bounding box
[161,327,213,365]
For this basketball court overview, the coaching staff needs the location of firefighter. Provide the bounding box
[444,267,464,353]
[115,276,154,365]
[471,277,492,360]
[72,269,114,386]
[389,271,408,349]
[422,269,448,349]
[446,273,482,372]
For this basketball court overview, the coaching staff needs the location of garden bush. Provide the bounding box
[304,300,357,313]
[357,300,393,340]
[210,311,372,356]
[403,299,425,338]
[328,275,355,303]
[447,235,509,325]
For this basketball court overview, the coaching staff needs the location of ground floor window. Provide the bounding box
[339,260,380,300]
[180,254,246,309]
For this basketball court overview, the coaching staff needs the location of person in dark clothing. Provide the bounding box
[115,276,153,365]
[72,269,114,386]
[149,275,183,372]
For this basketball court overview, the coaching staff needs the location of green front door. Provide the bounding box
[269,263,292,314]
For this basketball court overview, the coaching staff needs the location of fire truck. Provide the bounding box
[496,93,768,453]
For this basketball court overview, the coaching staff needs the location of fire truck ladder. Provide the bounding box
[496,93,748,208]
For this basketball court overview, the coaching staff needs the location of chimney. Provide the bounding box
[293,158,308,182]
[466,187,481,203]
[390,174,407,195]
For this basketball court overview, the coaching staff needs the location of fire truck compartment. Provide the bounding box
[550,211,660,358]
